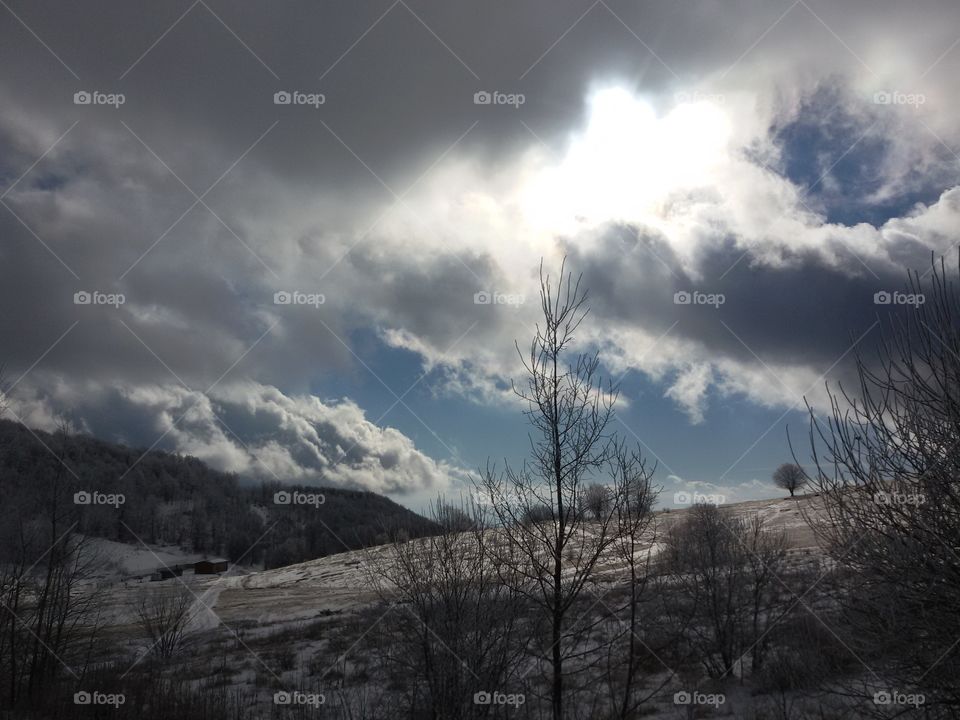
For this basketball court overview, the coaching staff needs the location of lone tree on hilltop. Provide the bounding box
[772,462,804,497]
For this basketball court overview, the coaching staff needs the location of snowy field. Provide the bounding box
[84,493,825,642]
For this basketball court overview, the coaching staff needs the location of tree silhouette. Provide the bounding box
[772,462,804,497]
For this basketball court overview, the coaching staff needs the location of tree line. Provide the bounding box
[0,419,437,570]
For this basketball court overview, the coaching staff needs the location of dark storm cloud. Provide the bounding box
[2,0,679,190]
[568,221,914,374]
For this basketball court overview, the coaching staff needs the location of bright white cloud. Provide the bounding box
[10,379,458,495]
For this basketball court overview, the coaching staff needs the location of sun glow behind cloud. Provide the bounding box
[523,87,732,234]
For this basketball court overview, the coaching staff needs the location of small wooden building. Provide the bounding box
[151,567,183,581]
[194,558,229,574]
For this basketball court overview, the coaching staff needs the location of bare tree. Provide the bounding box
[802,255,960,712]
[741,514,790,675]
[581,483,612,521]
[521,503,554,526]
[479,259,641,719]
[133,584,196,660]
[660,504,789,679]
[0,421,104,707]
[602,442,667,719]
[366,498,529,719]
[434,500,477,532]
[772,463,804,497]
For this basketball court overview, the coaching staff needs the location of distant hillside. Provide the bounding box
[0,419,439,568]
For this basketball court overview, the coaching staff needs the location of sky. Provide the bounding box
[1,0,959,512]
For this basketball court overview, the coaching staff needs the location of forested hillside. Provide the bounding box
[0,420,438,569]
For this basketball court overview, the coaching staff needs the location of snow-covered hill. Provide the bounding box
[99,493,824,635]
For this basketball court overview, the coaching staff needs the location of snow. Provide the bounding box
[83,494,826,638]
[82,535,207,581]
